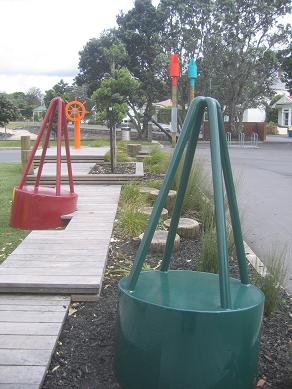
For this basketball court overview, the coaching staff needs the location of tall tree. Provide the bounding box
[76,30,126,96]
[43,80,72,107]
[160,0,291,131]
[117,0,168,135]
[0,94,17,127]
[278,39,292,94]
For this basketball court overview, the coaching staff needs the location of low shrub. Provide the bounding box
[256,247,287,317]
[118,208,148,238]
[120,184,148,208]
[144,146,170,174]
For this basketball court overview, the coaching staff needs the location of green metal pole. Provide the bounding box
[127,97,205,291]
[216,103,249,285]
[206,98,231,309]
[161,105,205,271]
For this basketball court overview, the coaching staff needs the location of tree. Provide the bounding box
[117,0,168,135]
[278,39,292,94]
[43,80,72,107]
[92,70,129,172]
[0,94,17,127]
[76,30,127,96]
[160,0,291,131]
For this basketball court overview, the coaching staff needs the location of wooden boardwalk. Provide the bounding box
[0,185,121,387]
[0,294,70,388]
[0,185,121,296]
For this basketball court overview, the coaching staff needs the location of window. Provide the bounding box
[283,110,289,126]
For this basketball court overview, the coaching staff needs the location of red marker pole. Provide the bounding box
[169,53,180,147]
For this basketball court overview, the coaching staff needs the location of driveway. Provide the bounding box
[195,139,292,294]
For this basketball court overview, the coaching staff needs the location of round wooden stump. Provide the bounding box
[139,207,168,220]
[139,230,180,253]
[127,143,142,157]
[164,217,200,239]
[138,187,159,201]
[166,190,177,214]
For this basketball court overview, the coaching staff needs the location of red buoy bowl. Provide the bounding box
[10,186,78,230]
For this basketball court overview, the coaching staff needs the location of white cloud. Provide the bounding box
[0,0,142,93]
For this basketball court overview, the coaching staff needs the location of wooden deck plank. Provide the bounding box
[0,322,62,336]
[0,349,51,366]
[0,335,56,350]
[0,311,67,323]
[0,366,46,384]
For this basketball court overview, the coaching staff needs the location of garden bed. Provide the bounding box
[90,162,136,175]
[43,215,292,389]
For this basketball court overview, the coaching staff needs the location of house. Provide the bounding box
[33,105,47,121]
[272,95,292,128]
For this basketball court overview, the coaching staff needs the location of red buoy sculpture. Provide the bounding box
[10,97,78,230]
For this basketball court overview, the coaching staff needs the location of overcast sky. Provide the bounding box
[0,0,158,94]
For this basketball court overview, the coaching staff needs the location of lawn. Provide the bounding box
[0,164,29,263]
[0,139,109,148]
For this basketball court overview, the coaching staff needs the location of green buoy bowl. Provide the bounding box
[115,270,264,389]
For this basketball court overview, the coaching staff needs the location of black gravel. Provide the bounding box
[43,218,292,389]
[90,163,136,175]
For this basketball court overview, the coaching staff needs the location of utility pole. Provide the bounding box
[169,53,180,147]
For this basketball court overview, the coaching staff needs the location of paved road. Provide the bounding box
[0,149,20,163]
[195,140,292,294]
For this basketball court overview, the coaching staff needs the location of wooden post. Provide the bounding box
[21,136,34,175]
[147,122,153,142]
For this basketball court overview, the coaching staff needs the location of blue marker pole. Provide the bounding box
[188,58,197,104]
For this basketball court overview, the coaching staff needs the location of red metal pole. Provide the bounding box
[34,102,57,192]
[62,102,74,193]
[56,98,63,196]
[18,98,57,190]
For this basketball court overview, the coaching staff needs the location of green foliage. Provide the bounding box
[256,248,287,317]
[0,95,18,127]
[172,158,211,213]
[0,164,29,263]
[120,184,148,208]
[44,80,71,107]
[144,146,170,173]
[278,39,292,94]
[76,30,126,96]
[92,68,136,127]
[266,94,283,124]
[104,140,132,162]
[199,227,219,274]
[118,208,148,238]
[109,259,155,277]
[198,225,234,274]
[142,180,162,189]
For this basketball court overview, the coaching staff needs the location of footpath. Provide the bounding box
[0,147,122,388]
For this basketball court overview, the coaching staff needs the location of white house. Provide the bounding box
[272,95,292,128]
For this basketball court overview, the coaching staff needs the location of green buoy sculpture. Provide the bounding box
[115,97,264,389]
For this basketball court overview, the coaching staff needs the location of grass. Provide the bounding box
[117,208,148,238]
[0,164,29,263]
[172,157,212,213]
[0,138,109,149]
[0,140,22,148]
[120,184,148,208]
[255,247,287,317]
[144,146,170,174]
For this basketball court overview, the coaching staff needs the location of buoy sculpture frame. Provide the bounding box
[115,97,264,389]
[10,97,78,230]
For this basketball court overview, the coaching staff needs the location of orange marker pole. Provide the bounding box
[74,114,81,149]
